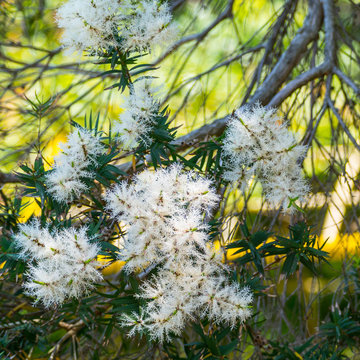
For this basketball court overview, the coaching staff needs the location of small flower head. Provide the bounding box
[121,1,177,53]
[56,0,125,54]
[114,80,159,150]
[45,128,106,203]
[105,165,252,341]
[222,104,309,211]
[14,222,102,307]
[200,279,253,328]
[56,0,177,55]
[120,311,148,338]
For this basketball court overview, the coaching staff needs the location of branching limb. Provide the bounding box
[327,98,360,152]
[0,171,18,183]
[268,63,330,108]
[48,320,85,360]
[153,0,235,65]
[171,0,324,149]
[250,0,323,105]
[333,67,360,98]
[243,0,299,103]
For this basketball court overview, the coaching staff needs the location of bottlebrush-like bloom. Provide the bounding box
[105,165,253,341]
[56,0,176,54]
[114,80,159,150]
[222,105,309,211]
[120,1,176,53]
[199,276,253,328]
[14,220,102,307]
[45,128,105,203]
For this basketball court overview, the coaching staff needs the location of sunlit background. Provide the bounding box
[1,0,360,355]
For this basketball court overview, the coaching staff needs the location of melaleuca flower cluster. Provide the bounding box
[14,220,102,307]
[121,1,175,53]
[105,165,253,342]
[45,128,106,203]
[56,0,176,54]
[222,105,309,211]
[114,80,159,150]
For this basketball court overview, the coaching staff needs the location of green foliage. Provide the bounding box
[0,101,356,359]
[227,222,329,277]
[0,1,359,359]
[187,139,223,178]
[136,106,180,168]
[320,309,360,348]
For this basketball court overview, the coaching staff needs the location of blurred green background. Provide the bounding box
[1,0,360,357]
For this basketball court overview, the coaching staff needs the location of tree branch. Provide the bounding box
[242,0,299,103]
[327,98,360,152]
[0,171,18,184]
[250,0,323,105]
[174,0,324,149]
[333,66,360,98]
[166,44,264,100]
[153,0,235,65]
[268,62,330,108]
[0,1,326,183]
[320,0,336,64]
[49,320,85,360]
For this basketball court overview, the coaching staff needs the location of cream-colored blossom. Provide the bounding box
[114,80,159,149]
[222,105,309,211]
[105,165,252,341]
[56,0,176,54]
[45,128,106,203]
[15,222,102,307]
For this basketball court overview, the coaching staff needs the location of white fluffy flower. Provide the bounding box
[105,165,218,272]
[222,105,309,211]
[45,128,106,203]
[199,278,253,328]
[56,0,176,54]
[56,0,123,54]
[120,311,148,338]
[14,221,102,307]
[121,1,177,52]
[114,80,159,149]
[105,165,252,341]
